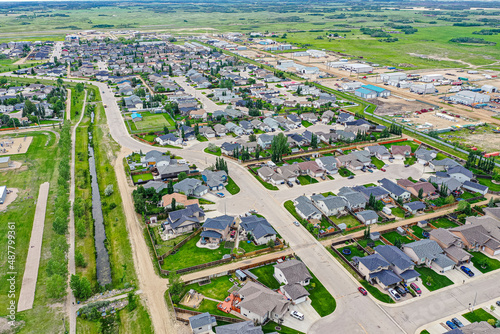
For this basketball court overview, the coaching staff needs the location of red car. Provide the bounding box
[410,283,421,295]
[358,287,367,296]
[381,168,386,172]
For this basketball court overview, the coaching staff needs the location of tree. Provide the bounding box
[167,180,174,194]
[75,83,85,93]
[53,216,68,235]
[248,134,256,142]
[445,195,455,204]
[488,197,496,208]
[487,319,496,327]
[76,219,86,238]
[70,275,92,301]
[394,238,402,249]
[311,133,318,149]
[267,239,275,249]
[47,274,67,299]
[270,133,289,163]
[171,198,176,211]
[178,172,187,181]
[418,188,424,199]
[425,276,433,286]
[127,291,137,311]
[163,125,169,134]
[458,200,472,215]
[168,273,184,304]
[104,184,114,196]
[75,250,87,268]
[368,193,376,209]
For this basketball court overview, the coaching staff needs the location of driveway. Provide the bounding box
[281,299,321,333]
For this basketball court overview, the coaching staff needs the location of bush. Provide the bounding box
[75,250,87,268]
[104,184,114,196]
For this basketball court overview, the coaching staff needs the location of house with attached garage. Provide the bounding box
[237,281,290,325]
[257,166,275,182]
[257,133,274,149]
[286,133,309,147]
[163,204,205,235]
[251,119,269,132]
[199,126,216,139]
[225,122,245,136]
[220,142,241,156]
[337,112,355,125]
[239,120,254,134]
[239,215,277,245]
[462,180,489,195]
[429,228,472,265]
[374,245,420,283]
[286,114,302,127]
[189,312,217,334]
[403,201,427,214]
[352,253,401,290]
[215,321,264,334]
[428,158,461,171]
[276,164,300,182]
[379,178,411,202]
[390,145,411,160]
[301,112,317,123]
[365,145,391,160]
[315,156,338,174]
[321,110,336,123]
[450,222,500,256]
[201,169,227,190]
[352,185,390,202]
[397,179,436,199]
[338,187,367,212]
[200,215,236,245]
[311,194,347,216]
[415,148,437,165]
[213,124,228,136]
[274,259,312,304]
[263,117,280,130]
[297,161,324,178]
[155,133,182,146]
[402,239,456,273]
[356,210,378,225]
[293,195,322,220]
[447,166,473,183]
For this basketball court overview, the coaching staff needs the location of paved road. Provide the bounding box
[17,182,50,312]
[50,41,64,63]
[172,76,221,113]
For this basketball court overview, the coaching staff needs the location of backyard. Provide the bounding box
[357,238,385,249]
[330,214,361,228]
[161,235,232,271]
[249,264,281,290]
[381,231,414,245]
[184,275,235,300]
[430,217,459,229]
[382,140,420,152]
[414,267,453,291]
[132,172,154,183]
[239,240,268,253]
[338,245,366,261]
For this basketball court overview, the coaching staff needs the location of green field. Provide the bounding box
[382,231,414,245]
[226,176,240,195]
[134,114,170,131]
[414,267,453,291]
[249,264,281,290]
[184,275,235,301]
[431,217,459,229]
[468,251,500,274]
[462,308,498,324]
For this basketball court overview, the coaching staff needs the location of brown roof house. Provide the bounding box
[297,161,324,178]
[397,179,436,198]
[237,281,290,325]
[429,228,472,264]
[390,145,411,160]
[274,259,312,304]
[450,218,500,256]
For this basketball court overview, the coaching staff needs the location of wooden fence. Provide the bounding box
[233,240,284,259]
[329,245,364,279]
[173,307,244,324]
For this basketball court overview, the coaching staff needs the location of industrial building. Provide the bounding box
[355,84,390,98]
[410,84,437,94]
[421,74,444,82]
[481,84,498,93]
[343,63,373,73]
[449,90,491,105]
[380,72,407,83]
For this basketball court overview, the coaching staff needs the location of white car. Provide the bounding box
[290,310,304,321]
[388,288,401,301]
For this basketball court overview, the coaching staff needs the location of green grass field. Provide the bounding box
[308,271,336,317]
[415,267,453,291]
[430,217,459,229]
[134,114,169,131]
[468,251,500,274]
[226,176,240,195]
[338,245,366,261]
[382,231,414,245]
[184,275,235,300]
[249,264,281,290]
[330,214,360,229]
[462,308,498,324]
[239,240,268,253]
[298,175,319,185]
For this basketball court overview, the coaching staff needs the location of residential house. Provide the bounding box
[173,178,209,197]
[365,145,391,160]
[155,134,182,146]
[237,281,290,324]
[462,181,489,195]
[402,239,455,273]
[374,245,420,283]
[297,161,324,178]
[199,126,216,139]
[379,178,411,202]
[293,196,322,220]
[239,120,254,134]
[257,134,274,149]
[352,253,401,290]
[301,113,317,123]
[161,193,199,209]
[356,210,378,225]
[215,321,264,334]
[276,164,300,182]
[178,125,196,141]
[142,180,168,194]
[415,148,437,165]
[321,110,335,123]
[157,164,191,180]
[189,312,216,334]
[403,201,427,214]
[450,223,500,256]
[338,188,367,212]
[390,145,411,160]
[429,228,472,264]
[447,166,473,183]
[337,112,355,125]
[225,122,245,136]
[287,133,309,147]
[352,186,390,202]
[397,179,436,198]
[220,142,241,156]
[286,114,302,127]
[163,204,205,235]
[201,215,236,245]
[274,259,312,304]
[429,158,461,171]
[263,117,280,130]
[213,124,228,136]
[201,169,228,191]
[240,215,277,246]
[315,156,338,174]
[311,194,347,216]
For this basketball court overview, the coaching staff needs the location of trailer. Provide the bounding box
[458,77,469,81]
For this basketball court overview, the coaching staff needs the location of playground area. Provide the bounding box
[0,136,33,155]
[180,289,204,309]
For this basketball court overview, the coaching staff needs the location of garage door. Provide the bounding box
[494,249,500,256]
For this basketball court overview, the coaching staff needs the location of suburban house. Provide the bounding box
[214,124,228,136]
[379,178,411,202]
[163,204,205,235]
[356,210,378,225]
[294,196,322,220]
[337,112,355,125]
[257,166,275,182]
[415,148,437,165]
[463,215,500,255]
[462,181,489,195]
[484,207,500,221]
[447,166,473,183]
[220,142,241,156]
[297,161,325,178]
[352,185,390,201]
[199,126,216,139]
[365,145,391,160]
[240,215,277,246]
[173,178,209,197]
[142,180,168,193]
[237,281,290,324]
[315,156,338,174]
[321,110,335,123]
[276,164,300,182]
[397,179,436,198]
[450,223,500,256]
[157,164,191,180]
[428,158,461,171]
[161,193,199,209]
[201,169,228,191]
[215,321,264,334]
[338,188,367,212]
[429,228,472,264]
[226,122,245,136]
[374,245,420,283]
[257,133,274,149]
[263,117,280,130]
[274,259,312,304]
[390,145,411,160]
[402,239,456,273]
[189,312,217,334]
[201,215,236,245]
[155,133,182,146]
[352,253,402,290]
[311,194,347,216]
[403,201,427,214]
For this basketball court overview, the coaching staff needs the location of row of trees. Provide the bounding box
[465,151,495,174]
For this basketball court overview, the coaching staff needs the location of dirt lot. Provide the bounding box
[371,96,431,115]
[439,124,500,153]
[0,187,18,211]
[0,136,33,155]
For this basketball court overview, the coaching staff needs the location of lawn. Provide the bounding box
[262,321,304,334]
[308,271,336,317]
[204,147,221,156]
[382,231,414,245]
[301,120,313,127]
[226,176,240,195]
[134,114,170,131]
[338,245,366,261]
[284,200,305,224]
[382,140,420,152]
[298,175,318,185]
[370,156,385,169]
[411,226,426,239]
[132,172,153,183]
[404,156,417,166]
[322,191,336,197]
[392,207,406,218]
[360,280,394,304]
[414,267,453,291]
[184,275,235,300]
[357,238,385,249]
[363,183,377,188]
[338,167,355,177]
[468,251,500,274]
[239,240,268,253]
[330,214,361,229]
[462,308,498,324]
[179,298,240,318]
[478,178,500,192]
[161,234,231,271]
[430,217,459,229]
[250,169,279,191]
[249,264,281,290]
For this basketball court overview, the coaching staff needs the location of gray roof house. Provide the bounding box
[462,180,489,195]
[429,158,461,171]
[213,124,228,136]
[142,180,168,193]
[293,196,322,220]
[163,204,205,234]
[403,201,427,214]
[356,210,378,225]
[352,253,401,289]
[365,145,391,160]
[379,178,411,202]
[240,215,277,246]
[352,185,390,201]
[263,117,280,130]
[274,259,312,304]
[311,194,347,216]
[173,178,209,196]
[447,166,473,183]
[237,281,290,324]
[374,245,420,283]
[201,169,228,190]
[257,133,274,149]
[215,321,264,334]
[189,312,216,334]
[338,188,367,211]
[315,156,338,174]
[402,239,455,272]
[415,148,437,164]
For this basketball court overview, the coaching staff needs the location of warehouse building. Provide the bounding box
[410,84,437,94]
[356,84,391,98]
[344,63,373,73]
[449,90,490,105]
[380,72,407,83]
[421,74,444,82]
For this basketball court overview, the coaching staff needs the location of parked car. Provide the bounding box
[358,287,367,296]
[216,192,225,198]
[496,301,500,307]
[460,266,474,277]
[410,283,421,295]
[287,181,294,187]
[368,169,373,173]
[347,175,355,179]
[321,175,326,180]
[404,164,410,168]
[388,288,401,301]
[293,221,300,227]
[446,321,458,330]
[381,168,386,172]
[452,318,464,328]
[295,179,301,185]
[419,178,427,182]
[395,286,407,297]
[290,310,304,321]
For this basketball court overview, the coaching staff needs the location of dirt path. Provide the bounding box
[17,181,50,312]
[66,88,71,121]
[136,75,154,96]
[66,91,87,334]
[113,148,177,334]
